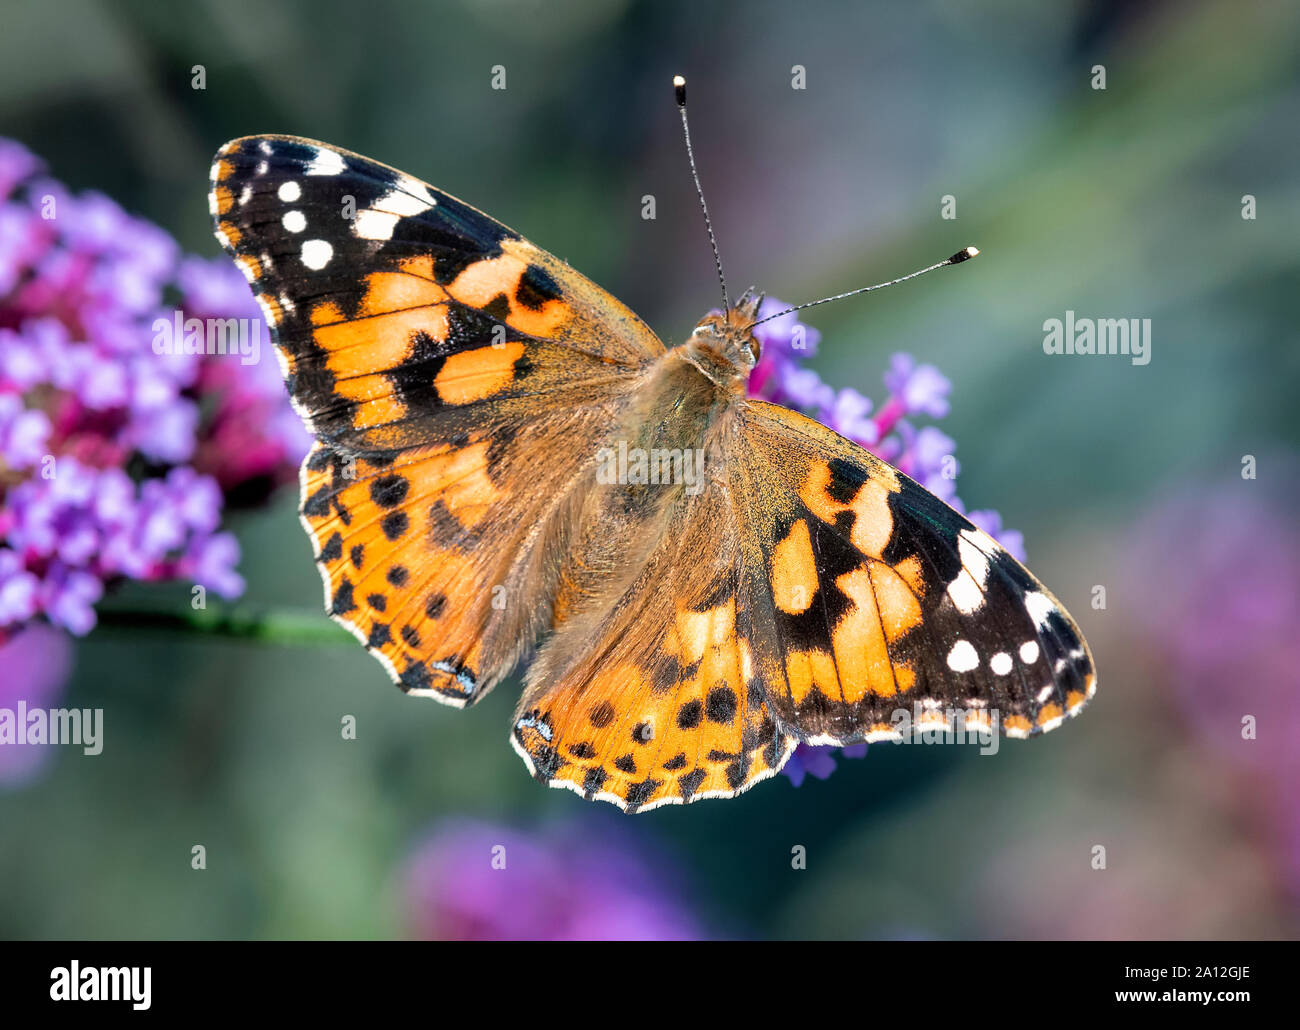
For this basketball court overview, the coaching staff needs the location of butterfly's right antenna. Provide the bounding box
[751,246,980,327]
[675,75,730,312]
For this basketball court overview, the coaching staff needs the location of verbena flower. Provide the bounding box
[404,819,704,940]
[0,623,72,787]
[0,137,309,644]
[748,297,1028,784]
[782,741,868,788]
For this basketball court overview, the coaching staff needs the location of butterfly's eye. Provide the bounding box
[746,335,761,364]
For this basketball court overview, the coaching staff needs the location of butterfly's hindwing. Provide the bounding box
[511,477,796,813]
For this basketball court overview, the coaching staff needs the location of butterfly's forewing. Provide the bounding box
[210,135,662,448]
[512,473,796,813]
[210,136,662,703]
[731,399,1096,745]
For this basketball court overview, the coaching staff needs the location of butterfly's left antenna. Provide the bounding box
[675,76,729,312]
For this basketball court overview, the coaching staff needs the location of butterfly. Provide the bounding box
[209,79,1095,812]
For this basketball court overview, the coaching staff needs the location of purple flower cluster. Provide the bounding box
[0,137,309,642]
[404,819,704,940]
[747,298,1027,785]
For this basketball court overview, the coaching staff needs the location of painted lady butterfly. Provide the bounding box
[209,79,1095,812]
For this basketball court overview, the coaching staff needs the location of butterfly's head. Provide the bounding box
[682,294,763,391]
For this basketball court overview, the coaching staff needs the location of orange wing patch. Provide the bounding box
[443,241,571,339]
[771,519,818,614]
[434,342,527,405]
[798,458,899,559]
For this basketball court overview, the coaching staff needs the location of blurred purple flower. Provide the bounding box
[0,622,73,786]
[823,388,879,444]
[882,353,951,419]
[1126,477,1300,898]
[404,819,705,940]
[782,742,868,787]
[0,140,41,203]
[0,136,308,641]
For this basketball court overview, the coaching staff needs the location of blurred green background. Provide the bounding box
[2,0,1298,939]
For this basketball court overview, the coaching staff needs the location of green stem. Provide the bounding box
[95,606,356,646]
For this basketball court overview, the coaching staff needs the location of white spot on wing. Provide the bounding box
[947,571,983,614]
[282,210,306,233]
[305,148,346,176]
[395,176,437,209]
[278,180,302,202]
[354,182,436,242]
[354,209,399,241]
[1019,640,1040,664]
[946,639,979,673]
[947,529,992,614]
[958,529,991,581]
[300,239,332,270]
[1024,591,1055,629]
[990,652,1012,676]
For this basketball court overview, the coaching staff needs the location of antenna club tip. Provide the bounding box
[673,75,686,105]
[950,245,979,264]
